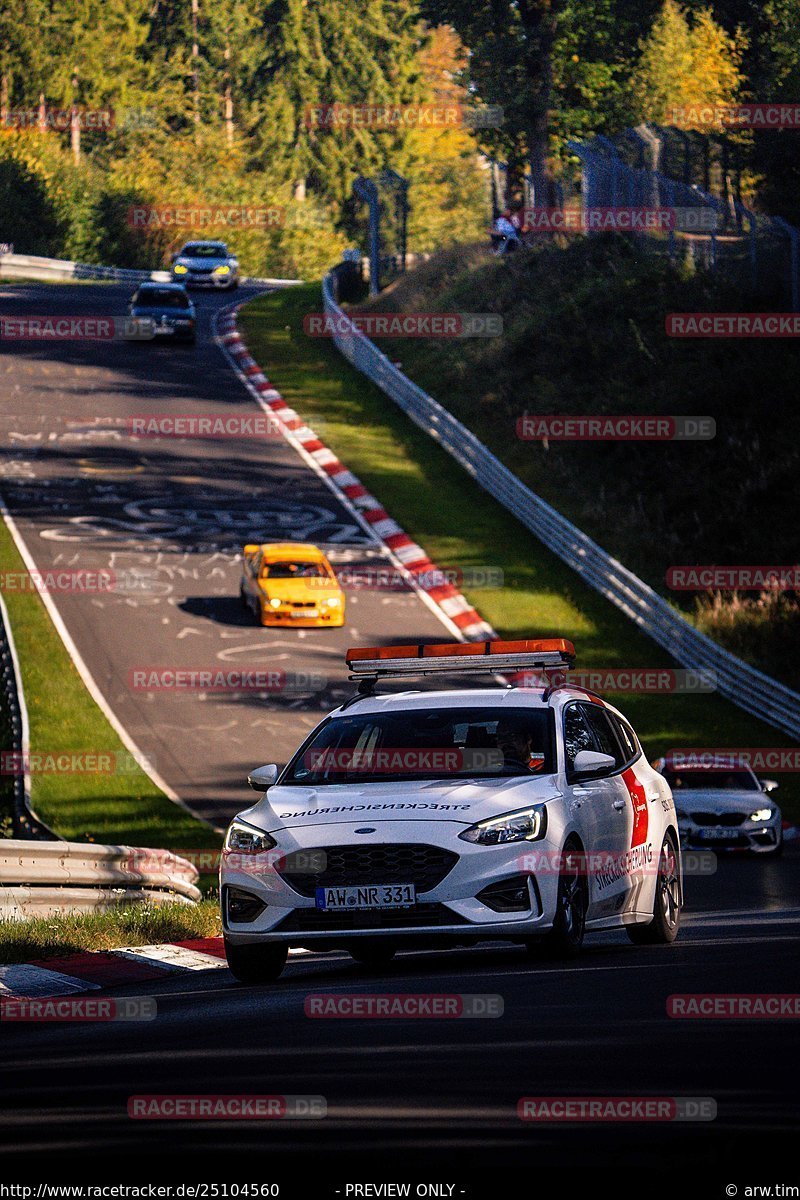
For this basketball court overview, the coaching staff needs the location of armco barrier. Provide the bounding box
[322,270,800,740]
[0,592,56,840]
[0,840,201,918]
[0,251,301,287]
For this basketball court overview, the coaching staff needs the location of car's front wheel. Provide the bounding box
[536,840,587,959]
[224,939,287,984]
[348,942,397,970]
[626,834,681,945]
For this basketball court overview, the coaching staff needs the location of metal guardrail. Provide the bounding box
[0,592,57,840]
[0,251,302,288]
[0,252,151,283]
[322,270,800,740]
[0,840,201,919]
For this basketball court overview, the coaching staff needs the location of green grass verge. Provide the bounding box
[0,900,221,964]
[0,515,215,850]
[239,283,799,821]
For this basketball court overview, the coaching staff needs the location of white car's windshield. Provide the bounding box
[283,706,555,785]
[664,768,758,791]
[182,243,227,258]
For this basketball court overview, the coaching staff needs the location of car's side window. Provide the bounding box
[578,704,624,764]
[563,704,598,772]
[608,713,640,766]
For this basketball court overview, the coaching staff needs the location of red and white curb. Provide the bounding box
[214,305,494,642]
[0,938,230,998]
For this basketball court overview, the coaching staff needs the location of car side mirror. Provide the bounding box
[573,750,616,780]
[760,778,778,793]
[248,763,279,791]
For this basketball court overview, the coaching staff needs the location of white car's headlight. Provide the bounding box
[459,805,547,846]
[324,597,341,606]
[268,597,282,608]
[213,264,231,275]
[224,818,276,853]
[749,807,774,822]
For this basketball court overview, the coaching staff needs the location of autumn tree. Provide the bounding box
[633,0,744,129]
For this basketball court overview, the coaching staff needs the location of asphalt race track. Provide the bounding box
[1,855,799,1179]
[1,280,799,1187]
[0,281,454,827]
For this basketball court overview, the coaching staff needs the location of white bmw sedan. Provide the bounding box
[220,639,682,983]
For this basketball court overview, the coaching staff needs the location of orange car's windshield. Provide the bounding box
[261,561,329,579]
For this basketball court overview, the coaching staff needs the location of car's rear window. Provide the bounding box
[663,768,757,791]
[134,288,190,309]
[282,706,555,785]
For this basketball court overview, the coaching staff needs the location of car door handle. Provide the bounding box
[612,799,626,811]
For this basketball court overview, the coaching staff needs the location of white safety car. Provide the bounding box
[221,639,682,983]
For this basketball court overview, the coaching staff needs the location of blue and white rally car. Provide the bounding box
[221,639,682,983]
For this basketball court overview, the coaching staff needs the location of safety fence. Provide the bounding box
[569,129,800,310]
[322,268,800,739]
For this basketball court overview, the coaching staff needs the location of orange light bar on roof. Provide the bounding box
[346,638,576,678]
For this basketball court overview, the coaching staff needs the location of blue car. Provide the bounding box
[127,282,196,344]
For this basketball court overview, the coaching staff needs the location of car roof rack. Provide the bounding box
[340,638,576,707]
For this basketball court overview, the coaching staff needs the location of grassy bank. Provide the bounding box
[0,900,221,964]
[238,284,799,820]
[360,239,800,689]
[0,516,215,850]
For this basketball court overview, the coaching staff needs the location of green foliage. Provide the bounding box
[0,1,488,272]
[632,0,744,127]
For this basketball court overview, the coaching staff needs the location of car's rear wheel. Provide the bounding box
[536,841,587,959]
[224,939,287,984]
[348,942,397,970]
[626,834,681,945]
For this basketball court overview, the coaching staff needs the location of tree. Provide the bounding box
[633,1,744,129]
[422,0,570,202]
